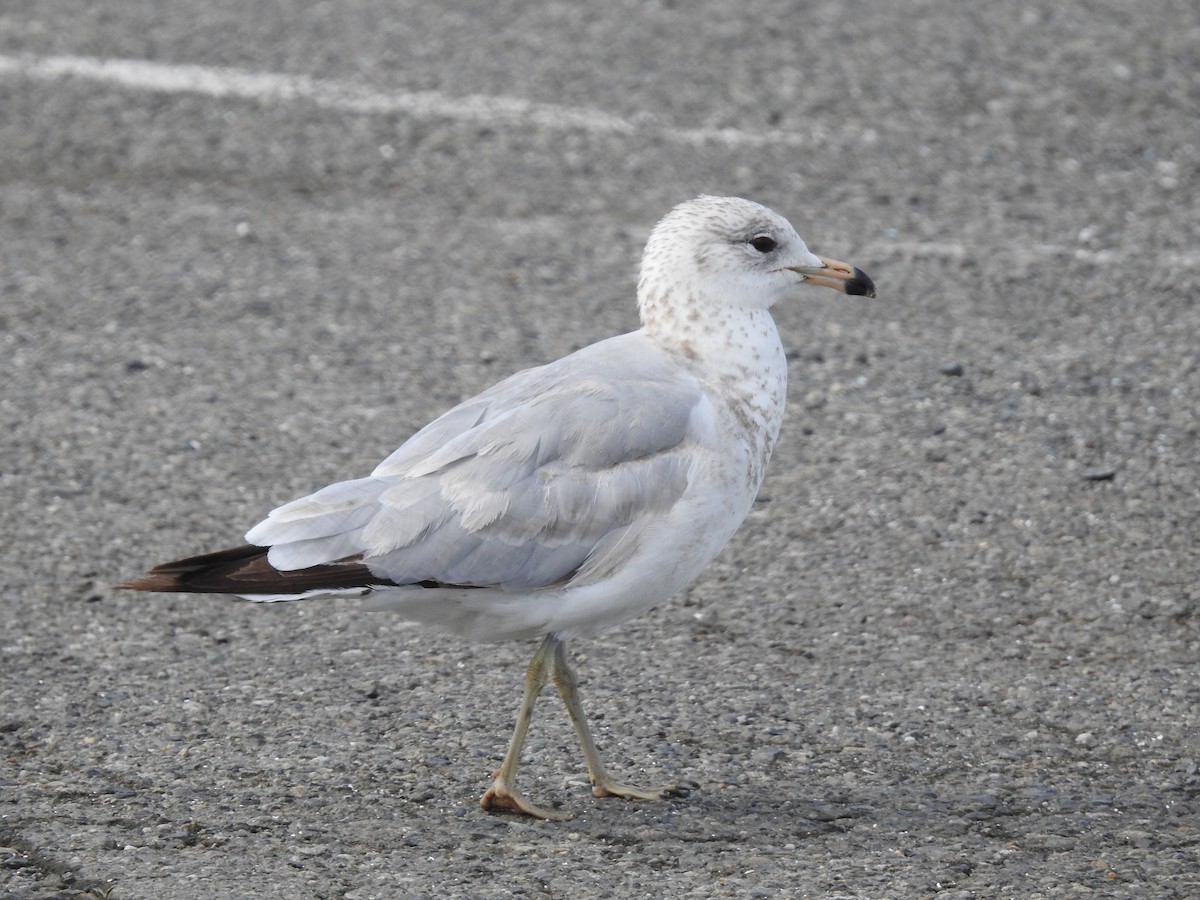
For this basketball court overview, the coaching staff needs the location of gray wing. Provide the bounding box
[245,333,705,592]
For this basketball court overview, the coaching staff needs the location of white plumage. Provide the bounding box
[123,195,875,818]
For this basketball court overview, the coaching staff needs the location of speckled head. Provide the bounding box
[636,195,875,323]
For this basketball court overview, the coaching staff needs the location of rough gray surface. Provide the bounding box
[2,1,1198,897]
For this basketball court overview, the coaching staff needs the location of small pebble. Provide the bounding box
[939,362,964,376]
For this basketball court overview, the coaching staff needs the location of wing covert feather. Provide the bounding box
[247,333,706,592]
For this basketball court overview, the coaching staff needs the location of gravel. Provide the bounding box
[2,1,1198,897]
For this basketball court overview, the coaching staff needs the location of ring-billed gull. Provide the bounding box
[119,195,876,819]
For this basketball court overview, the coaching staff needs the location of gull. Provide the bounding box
[119,195,875,819]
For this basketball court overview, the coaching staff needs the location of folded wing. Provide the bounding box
[244,333,705,593]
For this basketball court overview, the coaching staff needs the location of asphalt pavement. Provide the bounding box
[2,1,1198,897]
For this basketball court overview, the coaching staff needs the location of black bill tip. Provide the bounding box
[845,267,877,298]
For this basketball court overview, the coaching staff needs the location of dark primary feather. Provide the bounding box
[116,544,399,594]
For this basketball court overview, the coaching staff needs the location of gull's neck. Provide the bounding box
[638,281,789,478]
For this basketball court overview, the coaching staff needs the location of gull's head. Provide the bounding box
[637,195,875,319]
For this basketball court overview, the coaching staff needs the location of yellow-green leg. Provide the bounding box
[479,634,571,820]
[480,634,682,820]
[549,637,681,802]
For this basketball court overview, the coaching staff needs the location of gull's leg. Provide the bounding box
[550,639,682,802]
[480,634,571,820]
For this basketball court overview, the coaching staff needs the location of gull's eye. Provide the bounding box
[749,234,778,254]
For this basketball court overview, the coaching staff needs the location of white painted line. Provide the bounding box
[873,241,1200,270]
[0,53,812,148]
[7,53,1192,272]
